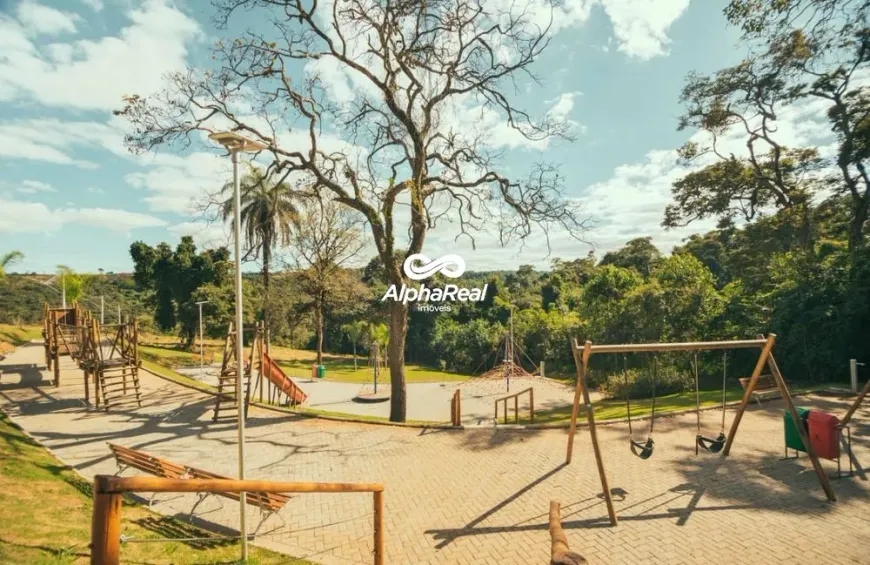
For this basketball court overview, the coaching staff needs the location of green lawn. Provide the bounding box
[530,384,825,425]
[139,340,470,384]
[274,357,469,384]
[0,324,42,346]
[139,343,216,368]
[0,411,314,564]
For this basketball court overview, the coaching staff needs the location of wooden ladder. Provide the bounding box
[97,361,143,411]
[212,324,251,421]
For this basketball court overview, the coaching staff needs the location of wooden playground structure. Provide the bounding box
[212,322,307,421]
[42,302,142,410]
[565,334,839,527]
[43,303,84,386]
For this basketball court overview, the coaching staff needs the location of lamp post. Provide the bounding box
[208,131,265,562]
[196,300,209,380]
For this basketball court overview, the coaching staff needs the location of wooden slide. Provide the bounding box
[263,353,308,405]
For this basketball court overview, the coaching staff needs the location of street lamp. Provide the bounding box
[196,300,209,380]
[208,131,266,561]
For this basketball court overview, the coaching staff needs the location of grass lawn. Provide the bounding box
[139,336,470,384]
[531,384,826,425]
[274,357,468,384]
[0,324,42,346]
[0,411,314,564]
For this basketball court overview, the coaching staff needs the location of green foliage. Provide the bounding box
[599,367,694,400]
[0,250,24,279]
[431,317,504,373]
[600,237,661,276]
[129,236,232,345]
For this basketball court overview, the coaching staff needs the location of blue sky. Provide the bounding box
[0,0,806,274]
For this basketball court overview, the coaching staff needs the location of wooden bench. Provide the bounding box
[108,443,290,531]
[739,375,780,408]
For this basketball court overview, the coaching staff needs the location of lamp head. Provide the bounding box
[208,131,266,152]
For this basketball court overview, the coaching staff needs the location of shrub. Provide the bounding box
[600,366,693,400]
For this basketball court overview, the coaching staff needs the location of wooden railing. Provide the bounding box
[494,387,534,425]
[450,389,462,426]
[90,475,385,565]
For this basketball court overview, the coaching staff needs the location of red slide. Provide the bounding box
[262,353,308,405]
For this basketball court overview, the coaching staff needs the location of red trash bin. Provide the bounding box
[808,411,840,460]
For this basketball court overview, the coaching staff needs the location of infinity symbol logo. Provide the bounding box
[402,253,466,281]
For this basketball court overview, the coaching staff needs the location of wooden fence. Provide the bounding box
[495,387,534,425]
[90,475,385,565]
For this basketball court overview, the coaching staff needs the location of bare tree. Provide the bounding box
[115,0,588,421]
[291,198,365,364]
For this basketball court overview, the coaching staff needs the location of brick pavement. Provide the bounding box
[1,340,869,564]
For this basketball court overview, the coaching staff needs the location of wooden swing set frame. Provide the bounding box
[565,333,837,527]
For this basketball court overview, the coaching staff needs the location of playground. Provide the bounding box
[2,327,870,564]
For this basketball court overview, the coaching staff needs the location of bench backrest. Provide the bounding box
[107,443,289,511]
[738,374,776,391]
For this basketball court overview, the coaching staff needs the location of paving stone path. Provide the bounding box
[2,340,869,564]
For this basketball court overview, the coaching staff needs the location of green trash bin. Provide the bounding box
[784,407,811,453]
[316,365,326,379]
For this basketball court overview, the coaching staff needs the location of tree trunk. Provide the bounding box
[353,341,357,370]
[388,300,408,422]
[262,242,271,342]
[315,290,324,365]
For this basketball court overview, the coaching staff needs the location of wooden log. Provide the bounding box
[723,334,776,456]
[587,338,767,354]
[91,476,122,565]
[549,500,587,565]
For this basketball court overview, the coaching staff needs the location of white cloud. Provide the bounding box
[79,0,105,11]
[168,221,232,249]
[597,0,691,60]
[0,118,125,168]
[126,152,232,213]
[16,1,81,36]
[17,179,56,194]
[0,198,167,234]
[0,0,200,111]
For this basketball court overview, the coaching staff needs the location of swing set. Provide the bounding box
[566,334,837,527]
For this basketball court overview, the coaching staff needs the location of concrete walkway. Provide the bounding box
[2,340,870,564]
[176,364,579,424]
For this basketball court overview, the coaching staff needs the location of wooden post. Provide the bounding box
[373,490,384,565]
[456,390,461,426]
[514,395,519,424]
[841,378,870,427]
[722,334,777,456]
[566,341,585,464]
[53,339,60,387]
[84,368,90,403]
[549,500,586,565]
[91,476,122,565]
[767,353,837,502]
[570,339,617,525]
[530,387,535,424]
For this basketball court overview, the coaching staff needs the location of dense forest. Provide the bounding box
[3,192,868,392]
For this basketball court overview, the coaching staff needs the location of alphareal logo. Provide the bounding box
[381,253,488,312]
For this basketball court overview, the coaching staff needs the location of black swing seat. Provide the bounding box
[630,437,654,459]
[695,432,726,453]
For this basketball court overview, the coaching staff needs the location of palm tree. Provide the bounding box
[0,250,24,279]
[221,166,299,335]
